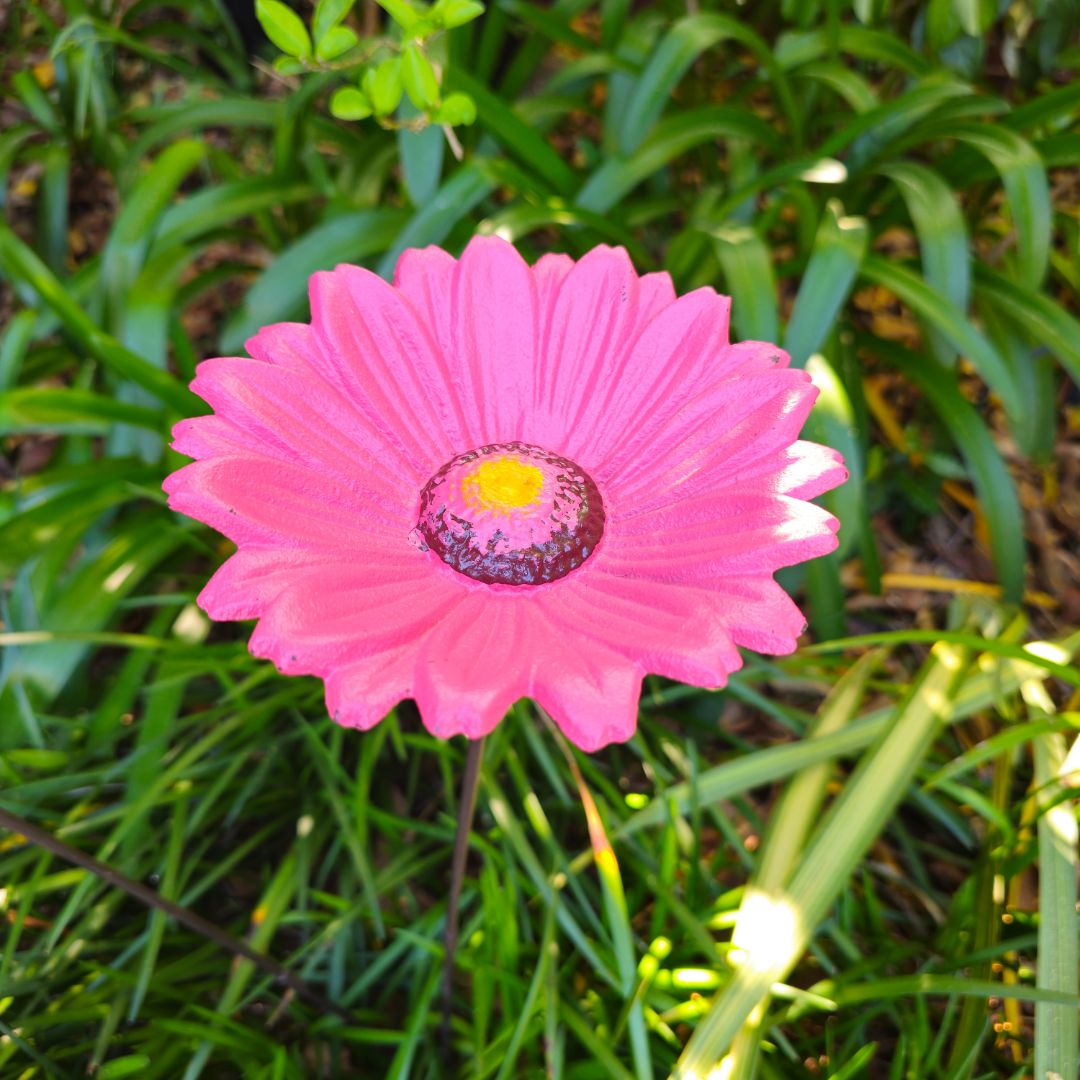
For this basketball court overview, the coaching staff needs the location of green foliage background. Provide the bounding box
[0,0,1078,1076]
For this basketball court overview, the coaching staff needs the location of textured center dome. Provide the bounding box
[412,442,605,586]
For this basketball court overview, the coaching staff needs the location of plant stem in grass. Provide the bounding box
[441,734,486,1052]
[0,805,352,1022]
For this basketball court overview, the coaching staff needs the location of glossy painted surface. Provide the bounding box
[413,442,605,586]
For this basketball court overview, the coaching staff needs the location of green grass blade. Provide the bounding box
[0,223,199,415]
[879,161,970,366]
[673,643,968,1074]
[376,163,496,278]
[445,68,575,195]
[866,338,1025,603]
[102,139,207,321]
[946,124,1051,289]
[784,202,868,367]
[972,264,1080,388]
[222,208,408,351]
[859,255,1019,425]
[617,14,799,155]
[0,387,164,436]
[1027,682,1079,1080]
[577,108,780,214]
[711,226,779,343]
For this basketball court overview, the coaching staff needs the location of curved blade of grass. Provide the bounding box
[784,202,868,367]
[879,162,969,366]
[1002,79,1080,131]
[972,264,1080,387]
[0,309,37,392]
[102,139,207,323]
[794,60,878,113]
[711,226,778,343]
[978,300,1056,462]
[152,179,315,252]
[550,724,652,1080]
[9,518,184,699]
[445,68,575,195]
[0,224,199,415]
[36,144,70,276]
[1024,677,1080,1080]
[121,99,278,184]
[673,643,969,1074]
[725,653,881,1079]
[776,25,933,75]
[805,352,862,562]
[615,631,1080,843]
[577,108,780,214]
[0,387,164,436]
[943,124,1051,289]
[376,163,496,279]
[814,974,1080,1008]
[398,122,445,208]
[617,14,800,155]
[866,337,1024,602]
[859,255,1019,423]
[843,78,974,174]
[922,715,1076,791]
[222,208,408,351]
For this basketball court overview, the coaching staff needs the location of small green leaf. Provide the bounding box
[255,0,312,59]
[953,0,995,35]
[376,0,420,31]
[435,92,477,126]
[98,1056,153,1079]
[370,57,404,116]
[273,55,306,74]
[401,43,439,109]
[316,25,358,61]
[435,0,485,28]
[330,86,373,121]
[313,0,355,41]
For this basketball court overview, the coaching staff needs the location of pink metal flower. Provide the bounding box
[164,239,845,751]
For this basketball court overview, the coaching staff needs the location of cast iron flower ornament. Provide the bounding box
[164,238,846,751]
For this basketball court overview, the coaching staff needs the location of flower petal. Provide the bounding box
[164,455,410,547]
[450,236,539,444]
[537,573,742,687]
[189,356,422,495]
[413,594,528,738]
[604,492,840,576]
[530,617,642,752]
[324,646,417,730]
[700,576,809,654]
[568,287,732,468]
[533,245,642,446]
[607,368,820,509]
[310,264,467,470]
[245,321,318,370]
[199,547,333,621]
[249,562,464,674]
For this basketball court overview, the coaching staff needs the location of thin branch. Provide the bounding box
[0,805,352,1023]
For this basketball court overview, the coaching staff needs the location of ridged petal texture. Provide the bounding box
[164,238,846,751]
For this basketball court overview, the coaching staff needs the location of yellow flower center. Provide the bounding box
[462,455,544,514]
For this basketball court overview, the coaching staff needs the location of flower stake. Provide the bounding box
[164,237,846,1045]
